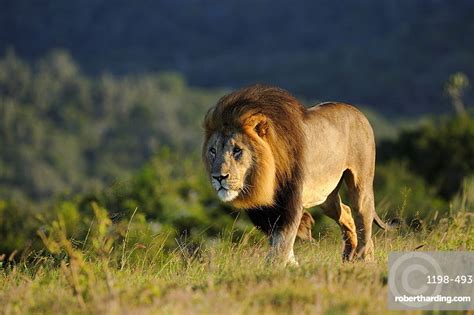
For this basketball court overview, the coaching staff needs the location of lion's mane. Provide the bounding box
[203,85,308,234]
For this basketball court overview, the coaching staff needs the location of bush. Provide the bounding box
[379,113,474,198]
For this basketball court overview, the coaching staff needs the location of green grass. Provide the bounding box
[1,210,472,314]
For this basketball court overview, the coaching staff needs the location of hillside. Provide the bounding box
[1,0,473,115]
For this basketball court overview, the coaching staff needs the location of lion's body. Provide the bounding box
[301,103,374,208]
[203,85,384,264]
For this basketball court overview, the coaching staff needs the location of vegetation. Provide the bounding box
[0,49,225,201]
[0,205,472,314]
[379,114,474,199]
[1,50,473,252]
[0,49,473,313]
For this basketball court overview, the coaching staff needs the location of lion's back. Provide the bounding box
[305,102,375,148]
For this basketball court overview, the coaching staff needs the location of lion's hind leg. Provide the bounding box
[320,191,358,262]
[344,169,375,262]
[297,210,315,241]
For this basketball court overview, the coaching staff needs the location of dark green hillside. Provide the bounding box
[1,0,473,115]
[0,50,225,201]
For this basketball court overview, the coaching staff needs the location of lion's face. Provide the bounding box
[204,131,254,203]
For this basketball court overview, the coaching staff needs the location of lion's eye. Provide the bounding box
[233,147,242,156]
[209,147,216,156]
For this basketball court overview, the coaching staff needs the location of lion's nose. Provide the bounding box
[212,174,229,182]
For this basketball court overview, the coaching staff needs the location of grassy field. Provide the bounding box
[1,207,472,315]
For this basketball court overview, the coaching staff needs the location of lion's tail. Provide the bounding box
[297,211,315,241]
[373,211,400,231]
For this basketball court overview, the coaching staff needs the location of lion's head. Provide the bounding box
[202,85,306,209]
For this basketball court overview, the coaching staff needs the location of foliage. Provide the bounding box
[95,149,243,246]
[0,50,225,201]
[374,161,445,223]
[0,150,467,255]
[379,114,474,198]
[0,150,246,254]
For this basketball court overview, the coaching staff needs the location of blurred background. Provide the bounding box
[0,0,473,254]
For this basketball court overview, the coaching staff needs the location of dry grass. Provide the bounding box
[1,210,472,315]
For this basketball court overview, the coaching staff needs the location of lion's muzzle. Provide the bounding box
[211,173,239,202]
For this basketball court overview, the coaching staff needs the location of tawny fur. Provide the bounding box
[203,84,385,264]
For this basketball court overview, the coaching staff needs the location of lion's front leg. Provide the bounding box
[266,211,302,266]
[267,229,298,266]
[246,182,304,267]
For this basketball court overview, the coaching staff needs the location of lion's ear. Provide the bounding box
[203,106,216,131]
[245,114,268,137]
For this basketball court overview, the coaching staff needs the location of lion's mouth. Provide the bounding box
[211,177,240,202]
[216,187,239,202]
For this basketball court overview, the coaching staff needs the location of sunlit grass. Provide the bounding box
[1,207,472,314]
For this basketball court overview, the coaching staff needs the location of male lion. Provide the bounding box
[202,84,389,265]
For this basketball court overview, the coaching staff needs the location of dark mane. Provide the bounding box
[203,84,307,234]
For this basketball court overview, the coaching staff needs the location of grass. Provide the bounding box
[0,209,472,314]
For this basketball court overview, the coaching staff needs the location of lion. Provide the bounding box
[202,84,389,265]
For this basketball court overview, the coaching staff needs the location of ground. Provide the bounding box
[1,212,472,314]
